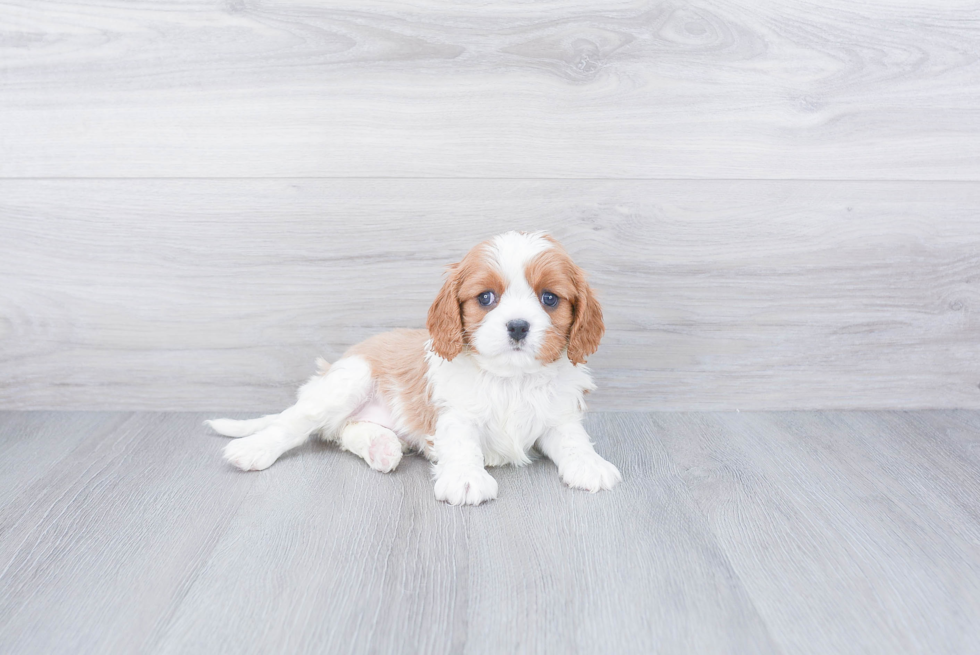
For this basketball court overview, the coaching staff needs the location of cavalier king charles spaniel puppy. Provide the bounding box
[208,231,621,505]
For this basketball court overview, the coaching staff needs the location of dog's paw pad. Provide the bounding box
[560,453,622,492]
[433,468,498,506]
[366,433,402,473]
[224,437,279,471]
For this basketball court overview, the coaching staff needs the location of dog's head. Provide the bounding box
[426,231,603,370]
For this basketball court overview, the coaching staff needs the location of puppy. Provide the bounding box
[208,231,621,505]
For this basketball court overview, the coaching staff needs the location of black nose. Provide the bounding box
[507,319,530,342]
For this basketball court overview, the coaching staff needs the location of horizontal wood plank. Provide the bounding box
[1,0,978,178]
[1,178,977,410]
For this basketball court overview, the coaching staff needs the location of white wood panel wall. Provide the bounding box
[1,1,978,410]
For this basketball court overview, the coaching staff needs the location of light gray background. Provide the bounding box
[2,0,978,412]
[2,4,980,654]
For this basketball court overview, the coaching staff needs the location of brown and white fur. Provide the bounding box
[207,231,621,505]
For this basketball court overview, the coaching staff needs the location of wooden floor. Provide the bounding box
[0,411,978,654]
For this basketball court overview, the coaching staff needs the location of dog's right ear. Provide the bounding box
[427,263,464,360]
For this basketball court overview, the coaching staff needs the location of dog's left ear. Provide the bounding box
[427,263,464,360]
[567,267,604,365]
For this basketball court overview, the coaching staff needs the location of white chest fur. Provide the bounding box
[426,347,596,467]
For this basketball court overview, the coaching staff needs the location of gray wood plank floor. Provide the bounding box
[1,411,977,654]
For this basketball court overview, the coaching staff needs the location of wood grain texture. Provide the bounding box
[656,411,980,655]
[1,411,978,653]
[0,412,257,654]
[0,411,113,510]
[460,412,777,654]
[152,413,779,655]
[2,179,978,411]
[1,0,979,178]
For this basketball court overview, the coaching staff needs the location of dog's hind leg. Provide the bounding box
[220,357,374,471]
[339,421,403,473]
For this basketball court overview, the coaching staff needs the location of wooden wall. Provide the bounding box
[1,1,978,410]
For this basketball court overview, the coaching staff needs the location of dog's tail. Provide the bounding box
[206,358,332,438]
[206,414,279,438]
[212,356,374,471]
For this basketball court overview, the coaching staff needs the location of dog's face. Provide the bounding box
[426,231,603,370]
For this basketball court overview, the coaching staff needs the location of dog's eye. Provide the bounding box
[540,291,559,308]
[478,291,496,307]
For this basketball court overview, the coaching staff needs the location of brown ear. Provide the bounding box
[567,270,604,365]
[426,263,464,360]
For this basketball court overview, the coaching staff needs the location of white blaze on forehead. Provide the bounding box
[470,231,555,371]
[487,231,552,289]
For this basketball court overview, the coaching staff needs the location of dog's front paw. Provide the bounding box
[224,436,280,471]
[433,467,498,506]
[560,453,622,493]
